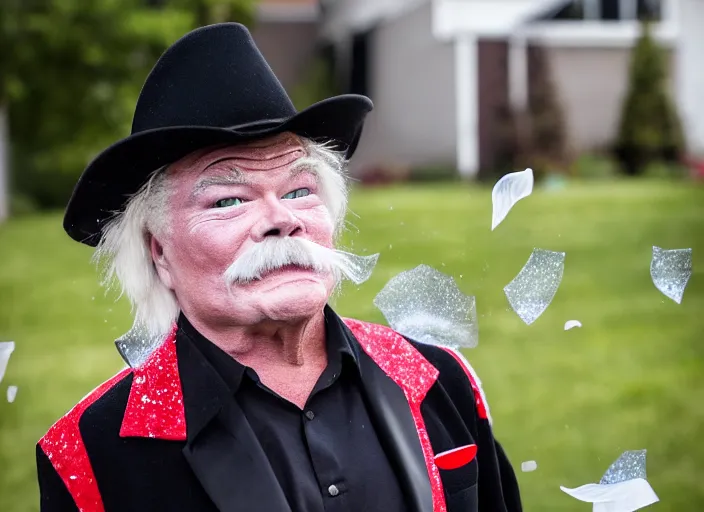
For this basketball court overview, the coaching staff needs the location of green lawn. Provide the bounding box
[1,180,703,511]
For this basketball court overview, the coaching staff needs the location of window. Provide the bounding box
[638,0,661,19]
[349,30,372,98]
[600,0,620,20]
[546,0,662,21]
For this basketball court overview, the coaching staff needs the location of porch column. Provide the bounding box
[455,34,479,178]
[676,0,704,156]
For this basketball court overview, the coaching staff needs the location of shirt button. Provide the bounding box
[328,484,339,497]
[305,410,315,420]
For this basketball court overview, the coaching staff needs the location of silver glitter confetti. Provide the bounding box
[521,460,538,472]
[650,246,692,304]
[115,324,166,368]
[504,249,565,325]
[374,265,478,349]
[333,249,380,285]
[600,450,647,485]
[6,385,17,403]
[0,341,15,384]
[491,168,534,231]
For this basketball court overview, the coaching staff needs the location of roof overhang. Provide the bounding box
[432,0,571,40]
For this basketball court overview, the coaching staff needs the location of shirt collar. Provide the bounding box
[178,306,360,396]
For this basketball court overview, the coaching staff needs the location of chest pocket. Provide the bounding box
[445,482,478,512]
[439,457,478,509]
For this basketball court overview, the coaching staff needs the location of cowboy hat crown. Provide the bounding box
[64,22,372,246]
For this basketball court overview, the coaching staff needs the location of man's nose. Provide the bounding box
[251,195,303,241]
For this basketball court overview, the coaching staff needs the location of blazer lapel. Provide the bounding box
[339,317,443,512]
[357,349,435,512]
[177,329,291,512]
[182,401,291,512]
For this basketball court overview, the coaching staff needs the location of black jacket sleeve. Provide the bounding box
[415,342,523,512]
[447,352,522,512]
[36,444,79,512]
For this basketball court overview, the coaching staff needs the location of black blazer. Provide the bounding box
[36,313,522,512]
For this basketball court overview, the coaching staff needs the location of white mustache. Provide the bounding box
[223,237,379,286]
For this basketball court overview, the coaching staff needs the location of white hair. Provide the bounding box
[93,138,349,337]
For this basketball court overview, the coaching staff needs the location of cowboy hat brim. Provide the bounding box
[64,94,373,246]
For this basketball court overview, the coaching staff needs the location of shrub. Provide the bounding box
[614,20,685,175]
[570,153,620,180]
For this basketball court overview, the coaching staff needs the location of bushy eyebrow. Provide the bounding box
[190,169,250,200]
[190,158,320,202]
[288,157,322,181]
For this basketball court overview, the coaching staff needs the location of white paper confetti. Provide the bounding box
[0,342,15,384]
[374,265,479,348]
[6,385,17,403]
[504,249,565,325]
[491,168,534,230]
[650,246,692,304]
[560,450,658,512]
[564,320,582,330]
[521,460,538,472]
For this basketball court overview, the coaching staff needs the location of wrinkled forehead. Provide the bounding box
[167,132,307,179]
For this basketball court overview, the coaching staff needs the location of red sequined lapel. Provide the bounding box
[39,368,131,512]
[342,318,447,512]
[439,347,491,424]
[120,326,187,440]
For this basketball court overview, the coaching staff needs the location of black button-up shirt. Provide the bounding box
[179,308,407,512]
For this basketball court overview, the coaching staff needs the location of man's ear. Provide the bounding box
[150,234,174,290]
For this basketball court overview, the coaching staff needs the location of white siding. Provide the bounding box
[351,2,457,174]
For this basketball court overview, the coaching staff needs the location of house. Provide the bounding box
[676,0,704,159]
[251,0,320,92]
[252,0,704,177]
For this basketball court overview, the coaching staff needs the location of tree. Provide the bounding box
[0,0,256,212]
[492,44,570,181]
[614,20,685,175]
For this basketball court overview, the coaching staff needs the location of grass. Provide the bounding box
[1,179,703,511]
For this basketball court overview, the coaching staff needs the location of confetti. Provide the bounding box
[650,246,692,304]
[564,320,582,330]
[521,461,538,472]
[6,385,17,403]
[560,450,658,512]
[600,450,647,484]
[0,342,15,384]
[491,168,534,230]
[115,324,166,368]
[334,249,380,285]
[504,249,565,325]
[374,265,478,349]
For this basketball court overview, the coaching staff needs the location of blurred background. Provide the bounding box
[0,0,703,510]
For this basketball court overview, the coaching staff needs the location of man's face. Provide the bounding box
[151,133,337,328]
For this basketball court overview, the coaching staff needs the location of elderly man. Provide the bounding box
[36,23,521,512]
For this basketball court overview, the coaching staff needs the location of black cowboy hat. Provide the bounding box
[63,23,373,247]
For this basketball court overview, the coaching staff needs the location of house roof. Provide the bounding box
[433,0,570,40]
[257,0,320,22]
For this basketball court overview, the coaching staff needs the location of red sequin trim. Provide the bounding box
[343,319,447,512]
[120,326,186,440]
[39,369,131,512]
[440,347,490,421]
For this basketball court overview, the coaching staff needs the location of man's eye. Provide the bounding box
[282,188,310,200]
[214,198,244,208]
